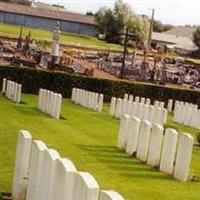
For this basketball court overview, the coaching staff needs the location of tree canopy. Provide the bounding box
[193,26,200,50]
[153,20,173,33]
[95,0,149,44]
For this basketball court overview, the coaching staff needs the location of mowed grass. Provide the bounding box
[0,23,122,50]
[0,93,200,200]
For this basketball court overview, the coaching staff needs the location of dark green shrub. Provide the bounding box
[0,65,200,103]
[197,132,200,144]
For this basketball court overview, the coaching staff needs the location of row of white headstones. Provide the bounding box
[71,88,104,112]
[117,114,194,182]
[38,88,62,119]
[12,130,125,200]
[2,78,22,103]
[174,101,200,129]
[109,95,169,126]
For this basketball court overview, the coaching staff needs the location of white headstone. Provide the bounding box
[99,190,125,200]
[17,84,22,103]
[160,128,178,175]
[129,95,134,102]
[71,172,99,200]
[2,78,7,93]
[126,117,141,155]
[136,120,152,162]
[140,97,145,104]
[26,140,47,200]
[167,99,173,112]
[51,158,77,200]
[38,89,43,109]
[115,98,122,118]
[97,94,104,112]
[147,124,164,167]
[173,133,193,182]
[135,96,140,103]
[38,149,60,200]
[117,114,130,150]
[146,98,151,105]
[12,130,32,200]
[147,105,155,123]
[110,97,116,116]
[55,94,62,119]
[124,94,128,100]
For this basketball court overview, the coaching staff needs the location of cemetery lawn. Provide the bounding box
[0,94,200,200]
[0,23,122,51]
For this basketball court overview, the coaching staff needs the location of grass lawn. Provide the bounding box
[0,93,200,200]
[0,23,122,50]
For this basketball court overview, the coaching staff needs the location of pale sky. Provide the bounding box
[39,0,200,26]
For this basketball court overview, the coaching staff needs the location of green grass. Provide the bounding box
[0,23,122,50]
[0,93,200,200]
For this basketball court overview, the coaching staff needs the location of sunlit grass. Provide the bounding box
[0,93,199,200]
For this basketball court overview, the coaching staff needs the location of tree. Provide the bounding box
[86,11,94,16]
[95,0,148,44]
[193,26,200,50]
[153,20,173,32]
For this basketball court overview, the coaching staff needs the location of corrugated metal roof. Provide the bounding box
[0,2,96,26]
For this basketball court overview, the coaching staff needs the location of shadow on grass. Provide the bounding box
[76,144,171,181]
[19,101,27,105]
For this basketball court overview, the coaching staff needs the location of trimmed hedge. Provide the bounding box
[0,66,200,104]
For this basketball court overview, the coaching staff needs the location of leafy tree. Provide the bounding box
[193,26,200,50]
[86,11,94,16]
[153,20,173,32]
[95,0,148,44]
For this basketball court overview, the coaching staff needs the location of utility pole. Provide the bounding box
[120,27,129,79]
[147,9,155,51]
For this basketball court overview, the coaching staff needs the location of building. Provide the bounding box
[164,26,195,39]
[0,2,97,36]
[151,30,198,55]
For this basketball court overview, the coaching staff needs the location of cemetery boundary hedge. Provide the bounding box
[0,66,200,104]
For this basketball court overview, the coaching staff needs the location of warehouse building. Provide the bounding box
[0,2,97,36]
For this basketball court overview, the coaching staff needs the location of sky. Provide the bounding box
[39,0,200,26]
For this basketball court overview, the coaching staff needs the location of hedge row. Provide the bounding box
[0,66,200,104]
